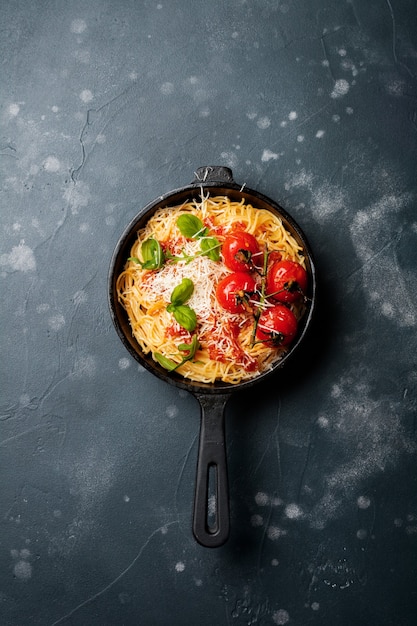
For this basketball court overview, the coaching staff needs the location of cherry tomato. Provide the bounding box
[266,260,308,303]
[216,272,257,314]
[256,304,298,346]
[221,231,261,272]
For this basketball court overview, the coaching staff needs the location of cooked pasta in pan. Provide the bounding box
[116,193,308,384]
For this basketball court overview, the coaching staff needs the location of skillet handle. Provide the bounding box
[193,393,231,548]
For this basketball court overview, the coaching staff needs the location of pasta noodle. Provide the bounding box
[116,193,307,384]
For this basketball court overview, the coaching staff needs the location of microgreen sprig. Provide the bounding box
[154,334,201,372]
[251,247,270,345]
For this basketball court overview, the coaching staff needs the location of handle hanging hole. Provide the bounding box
[207,463,218,534]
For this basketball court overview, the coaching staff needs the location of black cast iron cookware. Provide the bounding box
[108,166,316,547]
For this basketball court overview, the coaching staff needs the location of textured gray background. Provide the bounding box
[1,0,416,624]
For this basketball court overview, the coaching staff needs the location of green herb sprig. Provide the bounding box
[175,214,221,262]
[154,334,201,372]
[166,277,197,332]
[129,238,164,270]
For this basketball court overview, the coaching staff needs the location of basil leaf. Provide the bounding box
[141,238,164,270]
[170,277,194,306]
[177,214,207,239]
[172,305,197,332]
[154,353,179,371]
[200,237,220,262]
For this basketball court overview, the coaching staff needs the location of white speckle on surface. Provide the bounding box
[267,526,286,540]
[311,602,320,611]
[284,169,346,224]
[123,495,130,503]
[71,354,97,379]
[285,503,303,519]
[247,112,257,120]
[118,357,130,370]
[72,290,87,306]
[166,405,179,419]
[331,78,350,98]
[251,514,264,527]
[220,151,238,168]
[51,105,59,113]
[308,370,417,529]
[36,303,50,313]
[257,116,271,129]
[288,111,298,120]
[297,134,304,142]
[79,89,93,103]
[332,114,341,122]
[338,48,347,56]
[13,560,32,580]
[350,193,416,327]
[96,133,106,144]
[261,149,279,162]
[0,241,36,273]
[48,314,65,332]
[43,156,61,172]
[331,384,342,398]
[346,106,354,114]
[19,394,31,407]
[356,528,368,539]
[8,103,21,117]
[255,492,269,506]
[71,19,87,34]
[315,129,325,138]
[271,558,279,566]
[385,79,406,97]
[175,561,185,572]
[357,495,371,509]
[74,49,90,64]
[272,608,290,624]
[63,181,90,214]
[160,82,174,95]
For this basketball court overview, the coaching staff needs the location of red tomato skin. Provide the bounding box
[221,231,261,272]
[216,272,257,314]
[256,304,298,346]
[266,260,308,303]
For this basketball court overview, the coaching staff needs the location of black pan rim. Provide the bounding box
[108,174,317,395]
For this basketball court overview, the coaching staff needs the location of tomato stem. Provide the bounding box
[250,247,269,345]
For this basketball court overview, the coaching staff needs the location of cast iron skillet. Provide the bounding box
[108,166,316,548]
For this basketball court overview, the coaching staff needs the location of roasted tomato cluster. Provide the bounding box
[216,229,308,347]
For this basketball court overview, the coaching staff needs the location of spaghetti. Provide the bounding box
[116,193,307,384]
